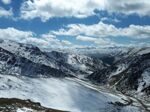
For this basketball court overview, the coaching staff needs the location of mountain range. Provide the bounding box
[0,39,149,112]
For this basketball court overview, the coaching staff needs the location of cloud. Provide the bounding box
[100,17,120,23]
[0,7,13,17]
[20,0,150,21]
[76,35,115,46]
[122,25,150,39]
[50,22,150,39]
[0,27,75,49]
[1,0,11,5]
[76,35,96,42]
[20,0,106,21]
[0,27,149,49]
[61,40,72,45]
[0,27,34,41]
[106,0,150,17]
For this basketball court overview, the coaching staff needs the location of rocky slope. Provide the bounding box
[88,47,150,95]
[47,51,105,75]
[0,39,104,77]
[0,98,67,112]
[0,46,66,77]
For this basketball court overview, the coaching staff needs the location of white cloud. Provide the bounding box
[76,35,96,42]
[100,17,120,23]
[1,0,11,5]
[20,0,106,21]
[0,27,149,49]
[76,35,115,46]
[0,7,13,17]
[61,40,72,45]
[122,25,150,39]
[0,27,74,49]
[20,0,150,21]
[51,22,150,39]
[106,0,150,17]
[0,27,34,41]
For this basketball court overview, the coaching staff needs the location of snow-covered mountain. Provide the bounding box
[0,39,105,77]
[0,44,66,77]
[72,47,129,66]
[0,39,149,112]
[0,39,58,68]
[88,47,150,95]
[47,51,105,75]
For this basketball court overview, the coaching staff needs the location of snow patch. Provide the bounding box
[110,64,127,78]
[137,48,150,55]
[17,107,33,112]
[137,69,150,92]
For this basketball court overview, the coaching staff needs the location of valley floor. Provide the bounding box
[68,78,150,112]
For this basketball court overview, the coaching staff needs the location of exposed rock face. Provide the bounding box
[88,48,150,94]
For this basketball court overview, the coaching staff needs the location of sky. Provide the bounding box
[0,0,150,49]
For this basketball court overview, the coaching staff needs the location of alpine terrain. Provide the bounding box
[0,39,149,112]
[0,0,150,111]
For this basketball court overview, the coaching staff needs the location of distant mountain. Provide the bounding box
[73,47,129,65]
[88,47,150,95]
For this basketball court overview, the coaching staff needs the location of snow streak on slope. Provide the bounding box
[110,64,128,78]
[17,108,33,112]
[0,74,140,112]
[138,69,150,92]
